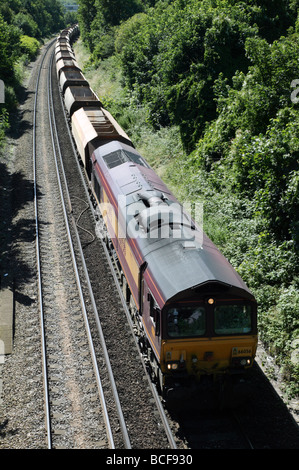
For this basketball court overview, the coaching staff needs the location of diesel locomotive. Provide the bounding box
[56,26,258,397]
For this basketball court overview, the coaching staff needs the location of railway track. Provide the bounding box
[1,34,299,451]
[33,40,130,449]
[14,31,285,452]
[30,37,179,449]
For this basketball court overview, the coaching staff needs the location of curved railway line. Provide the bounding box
[33,39,118,449]
[33,38,177,449]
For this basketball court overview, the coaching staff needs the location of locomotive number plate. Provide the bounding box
[232,347,252,356]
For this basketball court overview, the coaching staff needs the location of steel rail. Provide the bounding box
[47,48,115,449]
[48,49,132,449]
[33,40,56,450]
[55,45,178,450]
[55,59,133,451]
[102,241,178,450]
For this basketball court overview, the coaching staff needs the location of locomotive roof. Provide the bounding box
[142,232,254,303]
[93,142,255,305]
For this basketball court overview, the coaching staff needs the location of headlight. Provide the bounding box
[240,358,251,366]
[166,360,186,371]
[231,357,252,367]
[167,362,178,370]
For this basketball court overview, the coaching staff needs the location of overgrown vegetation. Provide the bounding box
[76,0,299,398]
[0,0,68,145]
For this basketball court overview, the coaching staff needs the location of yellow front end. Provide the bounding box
[161,335,258,380]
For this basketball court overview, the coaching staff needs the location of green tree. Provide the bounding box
[0,13,21,82]
[78,0,144,56]
[97,0,143,27]
[118,0,258,149]
[13,12,38,37]
[77,0,98,50]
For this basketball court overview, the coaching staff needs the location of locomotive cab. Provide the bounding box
[159,295,257,389]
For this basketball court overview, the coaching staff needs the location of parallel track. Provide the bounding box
[47,48,131,450]
[32,38,54,449]
[33,40,130,449]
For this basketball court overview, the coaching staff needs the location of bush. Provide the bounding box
[0,13,21,83]
[20,35,40,61]
[13,12,38,37]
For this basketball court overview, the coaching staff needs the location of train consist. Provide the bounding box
[56,26,258,397]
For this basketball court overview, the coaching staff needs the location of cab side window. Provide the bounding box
[148,293,160,336]
[92,171,101,201]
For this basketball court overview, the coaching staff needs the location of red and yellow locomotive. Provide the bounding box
[88,140,258,395]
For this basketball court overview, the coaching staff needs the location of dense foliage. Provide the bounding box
[78,0,152,59]
[0,0,65,40]
[76,0,299,396]
[0,0,66,145]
